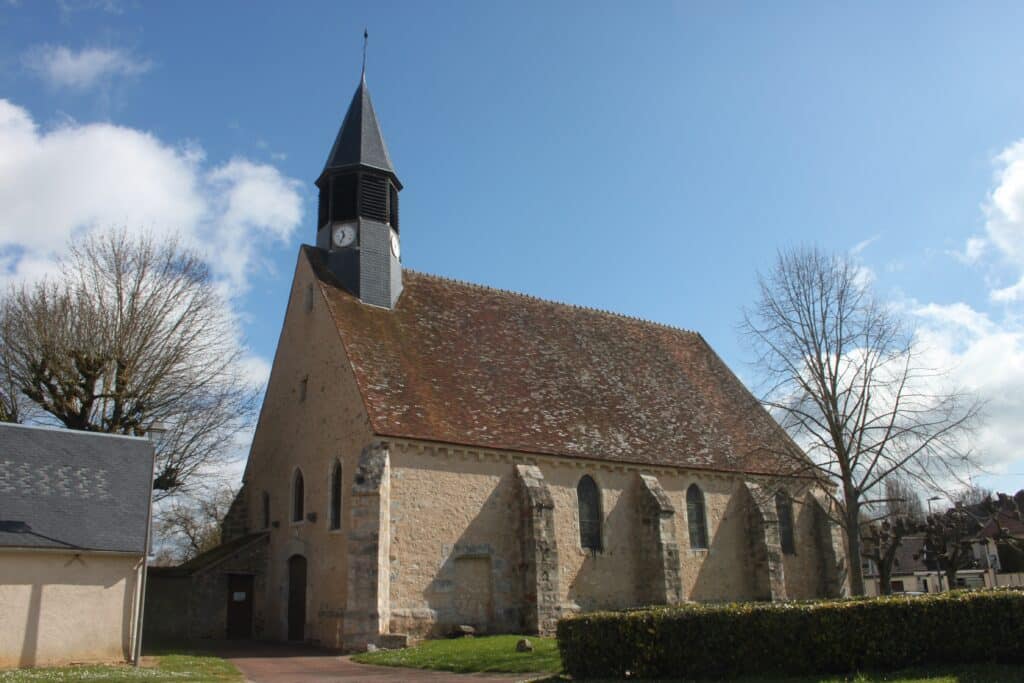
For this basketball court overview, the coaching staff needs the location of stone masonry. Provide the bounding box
[514,465,561,636]
[745,482,788,601]
[636,474,683,606]
[342,443,391,651]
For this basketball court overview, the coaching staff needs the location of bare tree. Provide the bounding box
[861,516,916,595]
[0,230,259,499]
[154,486,237,564]
[956,484,994,507]
[885,478,925,523]
[919,503,978,589]
[741,247,981,595]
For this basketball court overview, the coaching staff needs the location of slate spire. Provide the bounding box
[314,51,403,310]
[319,74,401,189]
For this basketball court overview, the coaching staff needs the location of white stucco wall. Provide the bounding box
[0,550,142,669]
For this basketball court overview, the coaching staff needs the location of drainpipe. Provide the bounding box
[133,438,158,666]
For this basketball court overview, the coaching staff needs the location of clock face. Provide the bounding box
[389,229,401,259]
[332,223,357,249]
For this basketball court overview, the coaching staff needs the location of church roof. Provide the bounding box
[320,75,399,186]
[0,423,153,553]
[306,248,805,477]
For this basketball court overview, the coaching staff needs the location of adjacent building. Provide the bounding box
[0,423,154,668]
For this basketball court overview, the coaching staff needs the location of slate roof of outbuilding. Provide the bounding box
[0,423,153,553]
[306,247,806,477]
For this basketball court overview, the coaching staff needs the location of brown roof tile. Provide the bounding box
[307,247,804,477]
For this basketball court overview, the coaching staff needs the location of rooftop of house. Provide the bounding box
[0,422,153,554]
[307,246,807,477]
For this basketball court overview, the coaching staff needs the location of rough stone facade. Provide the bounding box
[205,252,847,651]
[636,474,683,606]
[145,534,269,642]
[342,444,391,651]
[515,465,561,635]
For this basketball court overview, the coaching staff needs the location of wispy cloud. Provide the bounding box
[23,45,151,91]
[850,235,880,256]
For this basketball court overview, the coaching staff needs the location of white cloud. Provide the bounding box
[911,303,1024,476]
[0,99,303,292]
[0,99,299,487]
[960,140,1024,289]
[23,45,150,91]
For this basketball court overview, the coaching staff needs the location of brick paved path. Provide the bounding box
[215,642,543,683]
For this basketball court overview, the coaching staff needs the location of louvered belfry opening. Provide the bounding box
[359,173,389,224]
[318,171,397,230]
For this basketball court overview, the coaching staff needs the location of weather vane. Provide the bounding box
[362,28,368,77]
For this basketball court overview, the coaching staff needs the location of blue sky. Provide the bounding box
[2,1,1024,496]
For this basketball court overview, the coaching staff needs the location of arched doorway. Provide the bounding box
[287,555,307,641]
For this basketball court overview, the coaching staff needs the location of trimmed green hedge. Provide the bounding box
[556,589,1024,679]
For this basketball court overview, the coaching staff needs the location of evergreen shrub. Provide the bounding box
[556,589,1024,679]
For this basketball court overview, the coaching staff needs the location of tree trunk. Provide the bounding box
[945,566,958,591]
[845,502,865,596]
[878,562,892,596]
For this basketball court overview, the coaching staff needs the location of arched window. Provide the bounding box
[776,492,796,555]
[292,469,305,523]
[577,475,602,551]
[686,484,708,549]
[262,491,270,529]
[329,460,342,530]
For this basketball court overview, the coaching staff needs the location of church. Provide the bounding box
[201,69,846,652]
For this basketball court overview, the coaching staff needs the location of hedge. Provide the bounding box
[556,589,1024,679]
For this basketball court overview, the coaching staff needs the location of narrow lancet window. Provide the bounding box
[687,484,708,549]
[262,491,270,529]
[577,475,602,551]
[292,469,305,523]
[329,461,342,530]
[776,492,796,554]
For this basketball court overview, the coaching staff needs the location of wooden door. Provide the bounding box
[287,555,307,641]
[226,574,254,639]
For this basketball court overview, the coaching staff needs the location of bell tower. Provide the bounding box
[316,68,402,309]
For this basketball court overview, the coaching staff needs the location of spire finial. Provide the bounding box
[361,28,368,78]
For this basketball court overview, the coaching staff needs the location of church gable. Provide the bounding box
[305,247,803,477]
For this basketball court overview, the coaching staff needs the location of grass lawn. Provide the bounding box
[352,634,563,674]
[354,636,1022,682]
[0,653,241,682]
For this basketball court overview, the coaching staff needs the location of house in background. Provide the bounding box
[864,523,1024,596]
[0,423,154,669]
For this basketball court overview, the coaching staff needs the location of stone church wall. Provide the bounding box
[387,446,524,638]
[383,445,839,640]
[240,255,376,648]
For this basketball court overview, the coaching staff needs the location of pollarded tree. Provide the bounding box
[0,230,258,499]
[741,247,981,595]
[861,516,917,595]
[919,503,977,589]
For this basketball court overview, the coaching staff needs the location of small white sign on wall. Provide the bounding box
[233,592,246,602]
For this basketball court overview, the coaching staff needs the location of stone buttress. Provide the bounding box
[343,443,391,650]
[636,474,683,605]
[514,465,561,636]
